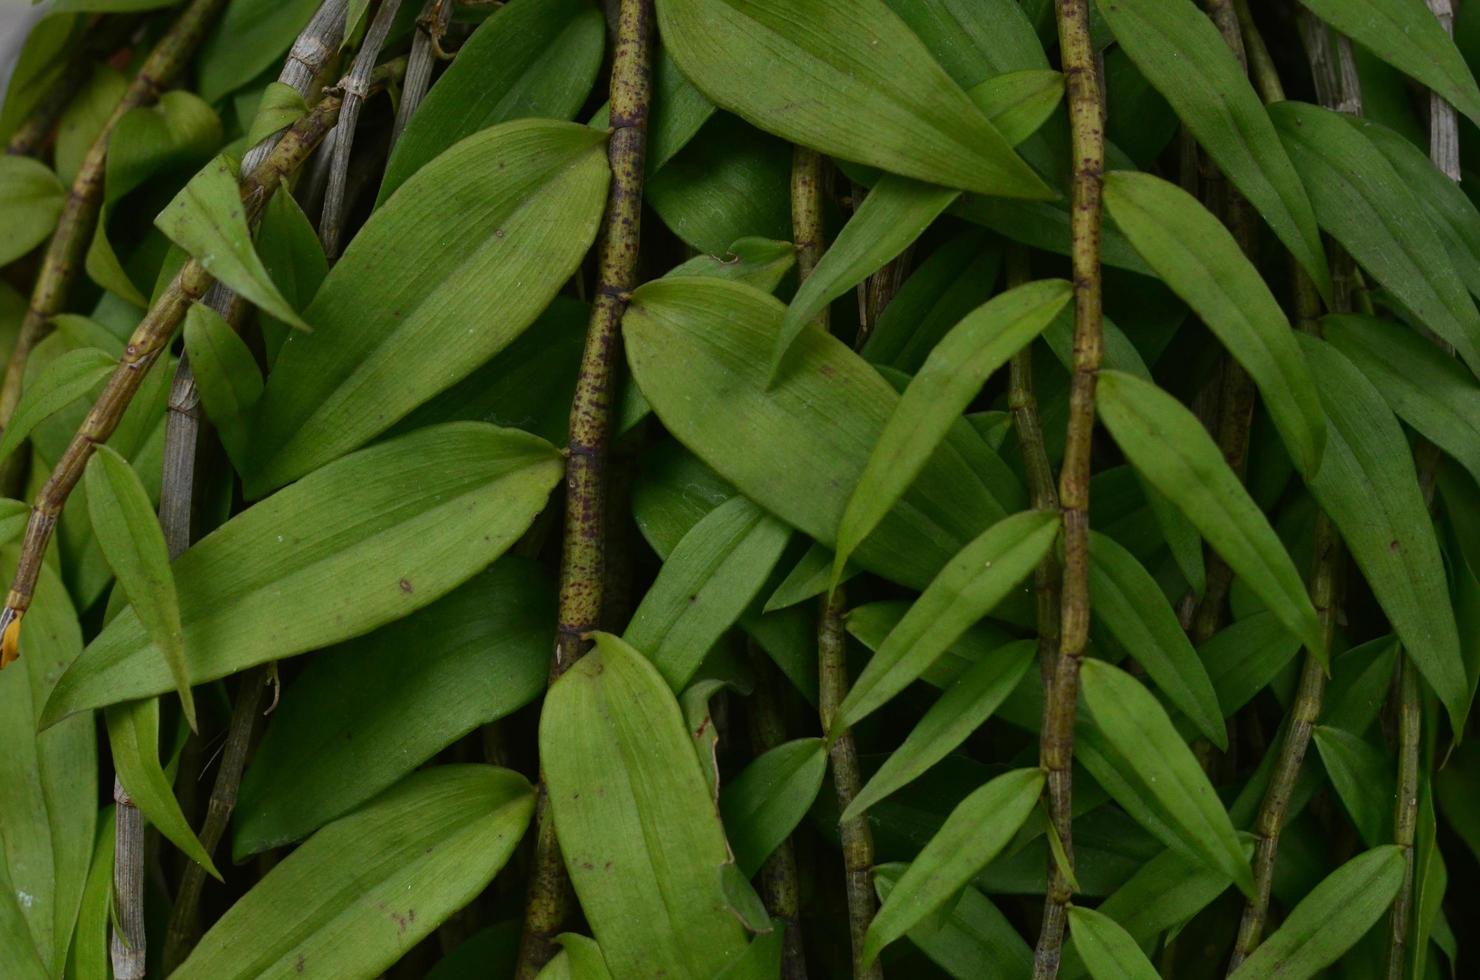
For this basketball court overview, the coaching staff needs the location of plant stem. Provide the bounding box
[320,0,402,261]
[5,14,139,159]
[0,0,228,493]
[111,777,146,980]
[161,668,269,972]
[1386,657,1421,980]
[820,586,881,980]
[0,85,355,670]
[391,0,454,150]
[748,644,809,980]
[1232,0,1285,103]
[1032,2,1105,976]
[516,2,652,973]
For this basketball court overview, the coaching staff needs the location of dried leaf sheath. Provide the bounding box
[0,86,356,669]
[0,0,228,484]
[1032,1,1106,977]
[516,1,653,973]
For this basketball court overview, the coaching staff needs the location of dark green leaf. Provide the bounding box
[0,347,114,466]
[104,698,216,875]
[719,738,828,877]
[874,868,1033,978]
[1312,725,1392,846]
[1067,905,1160,980]
[183,302,263,472]
[0,156,65,267]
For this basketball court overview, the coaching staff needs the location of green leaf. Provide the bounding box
[590,47,716,175]
[68,806,114,980]
[254,186,327,365]
[174,766,533,979]
[1094,0,1330,301]
[884,0,1048,87]
[655,0,1053,198]
[197,0,323,104]
[0,554,94,975]
[104,698,216,876]
[378,0,606,203]
[542,633,749,978]
[719,738,828,877]
[713,931,785,980]
[624,277,1014,591]
[546,934,615,980]
[1080,659,1254,896]
[1229,845,1404,980]
[1088,531,1224,746]
[862,768,1044,966]
[243,81,308,149]
[1096,370,1323,656]
[624,496,791,691]
[1201,612,1302,718]
[1067,905,1160,980]
[85,445,193,729]
[248,119,609,494]
[1296,0,1480,127]
[1102,171,1326,476]
[42,423,563,723]
[1324,313,1480,488]
[234,558,552,857]
[1312,726,1392,847]
[846,639,1035,819]
[664,237,796,290]
[874,868,1032,978]
[54,64,127,186]
[772,68,1064,374]
[183,302,264,472]
[835,510,1059,735]
[0,346,114,466]
[155,154,307,330]
[1271,100,1480,375]
[1298,334,1468,732]
[0,156,65,267]
[833,280,1072,583]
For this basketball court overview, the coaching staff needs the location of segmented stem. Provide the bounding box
[1386,658,1421,980]
[111,779,146,980]
[517,2,653,972]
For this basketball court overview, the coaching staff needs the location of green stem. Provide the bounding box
[516,2,653,974]
[1032,3,1105,977]
[0,0,229,490]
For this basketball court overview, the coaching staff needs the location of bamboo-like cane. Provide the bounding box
[1031,2,1106,977]
[320,0,402,261]
[391,0,454,150]
[0,74,387,670]
[111,778,146,980]
[515,1,653,973]
[0,0,229,491]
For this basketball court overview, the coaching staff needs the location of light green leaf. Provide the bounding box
[0,346,114,466]
[624,496,791,691]
[1067,905,1160,980]
[833,280,1072,584]
[846,639,1035,819]
[254,185,327,365]
[1297,0,1480,127]
[244,81,308,148]
[183,302,264,472]
[542,633,749,978]
[1080,658,1254,896]
[1201,612,1302,718]
[862,768,1044,966]
[764,543,857,613]
[1101,171,1325,476]
[624,277,1013,591]
[834,510,1059,735]
[1312,725,1392,846]
[248,119,609,494]
[664,237,796,291]
[104,698,216,876]
[549,934,615,980]
[85,445,193,729]
[1298,334,1468,732]
[155,154,307,330]
[1325,313,1480,488]
[378,0,606,203]
[1271,100,1480,375]
[0,553,94,975]
[719,738,828,876]
[1229,845,1404,980]
[68,806,114,980]
[43,423,563,723]
[197,0,324,104]
[874,867,1033,977]
[54,64,127,186]
[0,156,65,267]
[1096,370,1323,656]
[1088,531,1224,746]
[713,930,785,980]
[234,558,552,857]
[174,766,534,979]
[772,68,1064,375]
[1094,0,1330,301]
[656,0,1053,198]
[885,0,1047,86]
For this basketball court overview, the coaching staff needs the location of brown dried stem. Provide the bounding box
[110,778,146,980]
[516,1,653,973]
[392,0,455,149]
[1032,2,1105,976]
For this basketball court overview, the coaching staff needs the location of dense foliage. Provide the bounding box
[1,0,1479,978]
